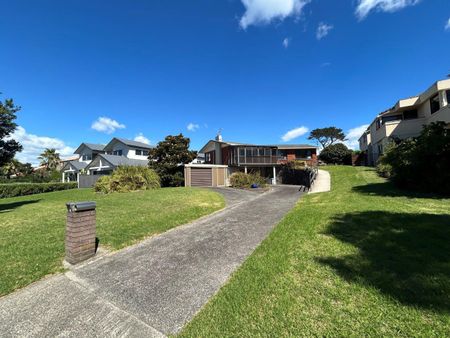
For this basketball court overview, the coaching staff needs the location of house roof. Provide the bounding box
[87,154,149,169]
[104,138,153,151]
[62,160,88,172]
[74,143,105,154]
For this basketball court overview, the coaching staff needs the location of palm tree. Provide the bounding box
[38,148,60,170]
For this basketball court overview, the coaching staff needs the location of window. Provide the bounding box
[82,154,92,161]
[381,114,402,124]
[430,94,440,114]
[239,148,245,156]
[377,144,383,155]
[113,150,123,156]
[264,148,271,156]
[446,90,450,106]
[403,109,418,120]
[258,148,265,156]
[143,150,149,156]
[136,150,142,156]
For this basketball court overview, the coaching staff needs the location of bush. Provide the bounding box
[94,166,160,193]
[0,182,77,198]
[376,163,392,178]
[230,172,267,189]
[378,122,450,195]
[319,143,352,165]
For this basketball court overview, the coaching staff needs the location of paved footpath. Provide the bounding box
[0,186,303,338]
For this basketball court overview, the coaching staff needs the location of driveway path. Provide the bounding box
[0,186,303,337]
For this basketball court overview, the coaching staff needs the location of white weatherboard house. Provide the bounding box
[61,138,152,182]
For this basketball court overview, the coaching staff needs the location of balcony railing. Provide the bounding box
[232,156,314,165]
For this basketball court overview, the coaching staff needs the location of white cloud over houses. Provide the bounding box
[316,22,333,40]
[9,126,75,166]
[239,0,310,29]
[134,133,151,145]
[187,123,200,132]
[344,124,369,149]
[445,18,450,31]
[355,0,421,20]
[281,126,309,142]
[91,116,125,134]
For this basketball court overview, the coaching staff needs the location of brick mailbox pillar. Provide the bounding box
[65,201,97,264]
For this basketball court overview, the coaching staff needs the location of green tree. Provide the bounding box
[148,134,197,187]
[319,143,352,165]
[308,127,346,149]
[0,97,22,166]
[38,148,61,170]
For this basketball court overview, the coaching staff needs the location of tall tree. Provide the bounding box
[148,134,197,187]
[308,127,346,148]
[0,97,22,166]
[38,148,60,170]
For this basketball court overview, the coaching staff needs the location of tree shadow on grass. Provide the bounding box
[352,182,448,199]
[317,211,450,312]
[0,199,41,213]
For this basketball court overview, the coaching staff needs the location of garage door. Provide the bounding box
[191,167,213,187]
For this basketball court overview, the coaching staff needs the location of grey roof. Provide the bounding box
[62,160,88,172]
[96,154,149,167]
[113,138,153,149]
[74,143,105,153]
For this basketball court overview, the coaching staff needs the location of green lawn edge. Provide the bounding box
[0,187,225,297]
[178,166,450,337]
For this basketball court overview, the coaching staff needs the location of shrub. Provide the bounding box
[230,172,267,188]
[378,122,450,195]
[0,182,77,198]
[94,166,160,193]
[319,143,352,165]
[376,162,393,178]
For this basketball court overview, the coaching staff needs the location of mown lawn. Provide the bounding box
[0,187,224,296]
[179,166,450,337]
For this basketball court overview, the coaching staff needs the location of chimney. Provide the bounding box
[215,129,222,142]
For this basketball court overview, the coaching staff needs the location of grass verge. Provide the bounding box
[0,187,224,296]
[179,166,450,337]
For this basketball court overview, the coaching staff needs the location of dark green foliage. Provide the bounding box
[308,127,346,148]
[0,182,77,198]
[94,166,160,193]
[319,143,352,165]
[148,134,197,187]
[229,172,267,188]
[379,122,450,195]
[0,98,22,166]
[279,161,317,187]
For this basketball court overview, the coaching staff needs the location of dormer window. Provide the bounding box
[82,154,92,161]
[136,150,142,156]
[113,150,123,156]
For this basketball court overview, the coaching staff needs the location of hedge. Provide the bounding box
[0,182,77,198]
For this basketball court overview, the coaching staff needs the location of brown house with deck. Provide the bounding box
[185,134,317,187]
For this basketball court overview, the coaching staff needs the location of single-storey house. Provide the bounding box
[185,134,318,187]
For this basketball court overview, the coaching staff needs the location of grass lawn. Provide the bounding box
[179,166,450,337]
[0,187,224,297]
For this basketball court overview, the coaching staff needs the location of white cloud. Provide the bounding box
[316,22,333,40]
[321,62,331,67]
[187,123,200,132]
[281,126,309,142]
[344,124,369,149]
[356,0,420,20]
[239,0,310,29]
[91,116,125,134]
[134,133,151,145]
[445,18,450,31]
[282,37,290,48]
[9,126,75,166]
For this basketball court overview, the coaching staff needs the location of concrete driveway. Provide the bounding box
[0,186,303,337]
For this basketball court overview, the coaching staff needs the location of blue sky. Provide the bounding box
[1,0,449,164]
